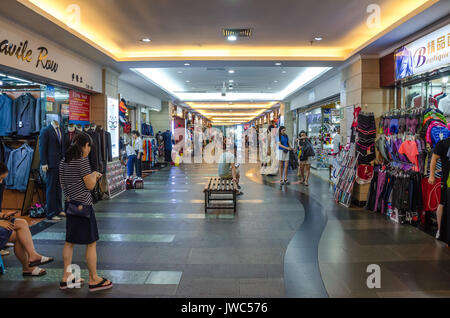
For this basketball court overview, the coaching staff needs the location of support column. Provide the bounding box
[91,68,120,128]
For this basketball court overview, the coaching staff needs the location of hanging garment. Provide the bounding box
[0,94,13,136]
[13,93,37,136]
[86,128,102,172]
[5,144,34,192]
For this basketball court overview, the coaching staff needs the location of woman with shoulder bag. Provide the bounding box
[59,133,113,292]
[277,126,293,185]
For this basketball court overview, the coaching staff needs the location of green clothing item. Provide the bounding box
[376,136,389,161]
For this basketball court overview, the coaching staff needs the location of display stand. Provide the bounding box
[106,160,126,199]
[333,145,359,207]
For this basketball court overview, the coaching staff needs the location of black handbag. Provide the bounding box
[66,201,91,219]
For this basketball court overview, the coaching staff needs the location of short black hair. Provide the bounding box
[300,130,307,136]
[0,162,8,175]
[131,130,140,137]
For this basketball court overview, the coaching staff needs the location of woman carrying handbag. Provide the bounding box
[59,133,113,292]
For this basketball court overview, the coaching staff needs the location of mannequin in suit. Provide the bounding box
[39,120,64,221]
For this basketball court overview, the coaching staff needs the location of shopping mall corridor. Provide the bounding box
[1,164,450,298]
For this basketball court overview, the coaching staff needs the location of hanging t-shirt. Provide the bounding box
[398,140,419,172]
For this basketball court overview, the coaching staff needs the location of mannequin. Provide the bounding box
[75,124,82,132]
[39,119,64,221]
[63,123,78,154]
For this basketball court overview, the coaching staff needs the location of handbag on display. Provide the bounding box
[133,179,144,189]
[29,204,46,218]
[66,201,91,219]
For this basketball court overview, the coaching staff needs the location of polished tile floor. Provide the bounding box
[0,163,449,298]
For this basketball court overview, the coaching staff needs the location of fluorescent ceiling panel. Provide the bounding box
[132,67,331,101]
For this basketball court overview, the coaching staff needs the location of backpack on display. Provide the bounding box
[133,179,144,189]
[126,178,134,190]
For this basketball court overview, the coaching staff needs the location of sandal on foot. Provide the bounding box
[284,179,290,185]
[23,267,46,277]
[89,277,113,292]
[29,256,54,268]
[60,278,85,290]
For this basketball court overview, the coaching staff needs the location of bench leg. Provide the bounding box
[233,192,237,214]
[204,191,208,214]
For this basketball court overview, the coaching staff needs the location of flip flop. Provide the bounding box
[60,278,85,290]
[23,267,46,277]
[29,256,54,268]
[89,277,113,292]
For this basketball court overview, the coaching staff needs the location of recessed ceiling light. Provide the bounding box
[140,37,151,43]
[274,80,278,83]
[275,62,282,66]
[227,35,237,41]
[184,63,190,66]
[186,80,190,83]
[177,71,183,74]
[229,80,234,83]
[314,37,323,41]
[228,70,235,74]
[268,87,272,90]
[282,70,287,73]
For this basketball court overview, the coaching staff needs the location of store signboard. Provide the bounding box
[395,24,450,81]
[0,17,102,92]
[69,90,90,124]
[107,97,120,159]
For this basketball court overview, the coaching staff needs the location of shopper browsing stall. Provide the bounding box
[59,133,112,292]
[132,131,143,180]
[277,126,293,185]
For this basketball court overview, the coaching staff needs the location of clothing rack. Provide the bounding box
[0,136,41,215]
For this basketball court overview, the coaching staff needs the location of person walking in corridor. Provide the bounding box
[277,126,293,185]
[59,133,112,292]
[297,131,315,186]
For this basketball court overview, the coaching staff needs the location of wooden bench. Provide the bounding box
[203,177,238,214]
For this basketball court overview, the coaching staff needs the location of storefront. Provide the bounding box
[334,23,450,244]
[0,16,103,216]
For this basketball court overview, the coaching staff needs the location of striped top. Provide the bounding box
[59,157,93,206]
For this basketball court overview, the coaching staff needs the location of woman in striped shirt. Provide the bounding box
[59,133,113,292]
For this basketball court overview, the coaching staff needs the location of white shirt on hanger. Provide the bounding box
[439,95,450,115]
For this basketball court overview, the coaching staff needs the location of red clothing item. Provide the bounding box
[398,140,419,172]
[352,106,361,128]
[421,178,441,211]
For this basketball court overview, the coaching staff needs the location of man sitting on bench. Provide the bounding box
[218,138,243,195]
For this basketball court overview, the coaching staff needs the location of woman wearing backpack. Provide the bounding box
[298,131,315,186]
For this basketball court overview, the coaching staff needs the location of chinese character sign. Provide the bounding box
[69,90,90,124]
[395,24,450,81]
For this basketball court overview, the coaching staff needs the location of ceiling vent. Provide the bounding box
[222,28,252,38]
